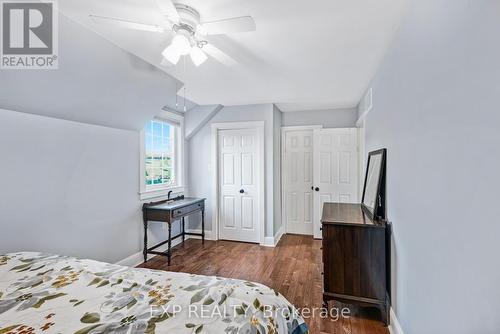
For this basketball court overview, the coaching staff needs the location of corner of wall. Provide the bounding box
[272,103,283,237]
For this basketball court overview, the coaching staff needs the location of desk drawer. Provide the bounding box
[173,202,204,218]
[145,210,169,222]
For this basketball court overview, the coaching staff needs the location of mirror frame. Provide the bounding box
[361,148,387,221]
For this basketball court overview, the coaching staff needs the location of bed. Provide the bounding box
[0,252,308,334]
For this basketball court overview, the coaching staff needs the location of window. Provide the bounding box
[140,112,184,200]
[145,120,175,186]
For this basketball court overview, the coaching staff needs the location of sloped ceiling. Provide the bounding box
[0,13,195,131]
[58,0,408,112]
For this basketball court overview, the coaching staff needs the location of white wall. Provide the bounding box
[281,108,357,128]
[0,108,169,263]
[362,1,500,333]
[185,105,221,139]
[187,104,279,238]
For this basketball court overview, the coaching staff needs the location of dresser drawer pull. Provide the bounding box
[176,210,182,214]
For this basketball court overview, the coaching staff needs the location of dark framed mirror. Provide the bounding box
[361,148,387,221]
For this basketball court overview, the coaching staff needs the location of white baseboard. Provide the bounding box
[263,225,284,247]
[186,229,213,241]
[389,307,404,334]
[274,225,284,245]
[263,236,274,247]
[115,229,213,267]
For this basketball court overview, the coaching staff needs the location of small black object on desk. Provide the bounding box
[142,197,206,266]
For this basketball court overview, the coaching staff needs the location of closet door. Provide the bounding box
[283,129,314,235]
[218,128,260,243]
[312,128,359,238]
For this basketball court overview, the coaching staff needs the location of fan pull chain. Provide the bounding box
[183,87,187,112]
[175,81,179,110]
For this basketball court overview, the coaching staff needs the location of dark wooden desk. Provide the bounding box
[321,202,391,326]
[142,197,205,265]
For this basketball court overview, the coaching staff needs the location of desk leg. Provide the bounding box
[143,220,148,263]
[167,223,172,266]
[182,217,185,243]
[201,209,205,244]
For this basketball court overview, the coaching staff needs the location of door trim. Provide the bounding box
[211,121,265,246]
[281,125,323,235]
[357,120,366,198]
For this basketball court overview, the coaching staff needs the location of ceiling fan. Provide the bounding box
[89,0,256,67]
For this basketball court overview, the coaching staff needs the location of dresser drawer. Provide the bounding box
[172,202,204,218]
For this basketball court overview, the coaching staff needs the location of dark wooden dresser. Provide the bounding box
[321,202,391,325]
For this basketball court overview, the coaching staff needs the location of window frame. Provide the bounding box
[139,110,185,200]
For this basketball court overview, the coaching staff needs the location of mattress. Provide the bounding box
[0,252,308,334]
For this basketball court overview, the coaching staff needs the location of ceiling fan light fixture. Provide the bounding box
[162,45,181,65]
[171,30,192,55]
[190,46,208,66]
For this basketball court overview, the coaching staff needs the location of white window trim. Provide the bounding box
[139,111,185,201]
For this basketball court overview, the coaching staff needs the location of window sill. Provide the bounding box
[139,185,185,201]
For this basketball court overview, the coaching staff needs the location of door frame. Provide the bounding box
[211,121,266,245]
[281,125,323,235]
[357,119,366,198]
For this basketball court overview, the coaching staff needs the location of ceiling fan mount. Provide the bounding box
[172,3,200,32]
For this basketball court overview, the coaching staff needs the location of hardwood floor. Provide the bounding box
[138,234,389,334]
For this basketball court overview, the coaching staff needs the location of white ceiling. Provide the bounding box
[59,0,407,112]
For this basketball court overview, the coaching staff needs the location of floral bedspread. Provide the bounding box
[0,252,308,334]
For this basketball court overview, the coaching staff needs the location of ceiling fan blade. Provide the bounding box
[89,15,165,33]
[155,0,180,23]
[200,16,256,35]
[203,44,238,66]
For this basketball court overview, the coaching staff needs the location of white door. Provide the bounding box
[313,128,359,238]
[218,128,260,243]
[283,130,314,235]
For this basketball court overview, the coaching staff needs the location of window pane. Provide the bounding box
[153,121,162,137]
[162,155,172,168]
[162,136,170,152]
[162,168,172,183]
[151,168,162,184]
[152,136,162,152]
[152,154,162,169]
[145,167,153,185]
[145,155,153,167]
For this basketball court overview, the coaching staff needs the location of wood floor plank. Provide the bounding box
[138,234,389,334]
